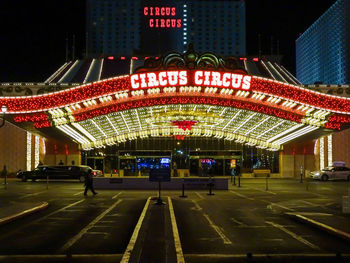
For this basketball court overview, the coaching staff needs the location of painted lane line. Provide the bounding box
[195,192,204,199]
[229,190,254,200]
[74,191,84,196]
[112,192,123,199]
[19,190,47,199]
[265,221,320,250]
[261,200,295,212]
[60,199,123,252]
[168,197,186,263]
[35,199,85,223]
[249,187,277,195]
[192,200,202,211]
[202,213,232,245]
[121,197,151,263]
[230,217,246,226]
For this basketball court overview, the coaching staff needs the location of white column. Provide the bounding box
[35,136,40,167]
[26,132,32,171]
[327,135,332,167]
[320,137,325,170]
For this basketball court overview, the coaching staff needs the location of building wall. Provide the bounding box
[44,139,81,166]
[296,0,350,84]
[331,129,350,166]
[0,122,27,174]
[281,141,316,177]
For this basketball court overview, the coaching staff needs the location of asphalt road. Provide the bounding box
[0,178,349,263]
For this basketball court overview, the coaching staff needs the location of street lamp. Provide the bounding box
[0,105,7,128]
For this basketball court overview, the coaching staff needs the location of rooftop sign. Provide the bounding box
[144,6,182,28]
[130,70,252,90]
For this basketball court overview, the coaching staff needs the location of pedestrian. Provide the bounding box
[2,165,7,187]
[1,165,7,178]
[84,169,98,196]
[235,164,241,177]
[173,161,178,177]
[59,160,64,165]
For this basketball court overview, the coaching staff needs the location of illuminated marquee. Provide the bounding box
[130,70,252,90]
[144,6,181,28]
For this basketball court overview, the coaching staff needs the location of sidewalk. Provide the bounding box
[0,201,49,226]
[286,211,350,242]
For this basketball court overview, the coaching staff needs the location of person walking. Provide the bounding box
[1,165,7,186]
[84,169,98,196]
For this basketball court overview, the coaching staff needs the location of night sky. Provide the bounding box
[0,0,335,82]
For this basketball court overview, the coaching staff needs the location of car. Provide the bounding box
[17,165,93,182]
[310,166,350,181]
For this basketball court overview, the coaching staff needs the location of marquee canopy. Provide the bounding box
[2,49,350,151]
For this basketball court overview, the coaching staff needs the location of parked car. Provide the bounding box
[310,166,350,181]
[17,165,93,182]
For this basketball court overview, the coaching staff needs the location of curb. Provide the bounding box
[0,202,49,226]
[285,212,350,242]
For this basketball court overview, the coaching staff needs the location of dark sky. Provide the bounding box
[0,0,335,82]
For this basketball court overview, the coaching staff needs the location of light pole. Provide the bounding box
[0,105,7,128]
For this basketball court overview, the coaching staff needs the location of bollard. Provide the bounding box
[180,180,187,198]
[265,176,269,191]
[46,175,49,190]
[4,174,7,190]
[238,175,241,187]
[233,175,236,186]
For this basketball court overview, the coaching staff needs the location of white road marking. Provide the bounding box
[168,197,186,263]
[19,190,47,199]
[203,213,232,245]
[261,200,295,212]
[230,217,246,226]
[74,191,84,196]
[60,199,123,252]
[112,192,123,199]
[265,221,320,250]
[229,190,254,200]
[121,197,151,263]
[300,200,321,207]
[249,187,277,195]
[195,192,204,199]
[192,200,202,211]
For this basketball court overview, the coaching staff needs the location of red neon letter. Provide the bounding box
[177,19,182,28]
[144,7,148,16]
[171,7,176,16]
[149,19,154,27]
[155,7,160,16]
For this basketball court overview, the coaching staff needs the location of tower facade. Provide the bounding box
[296,0,350,84]
[86,0,246,57]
